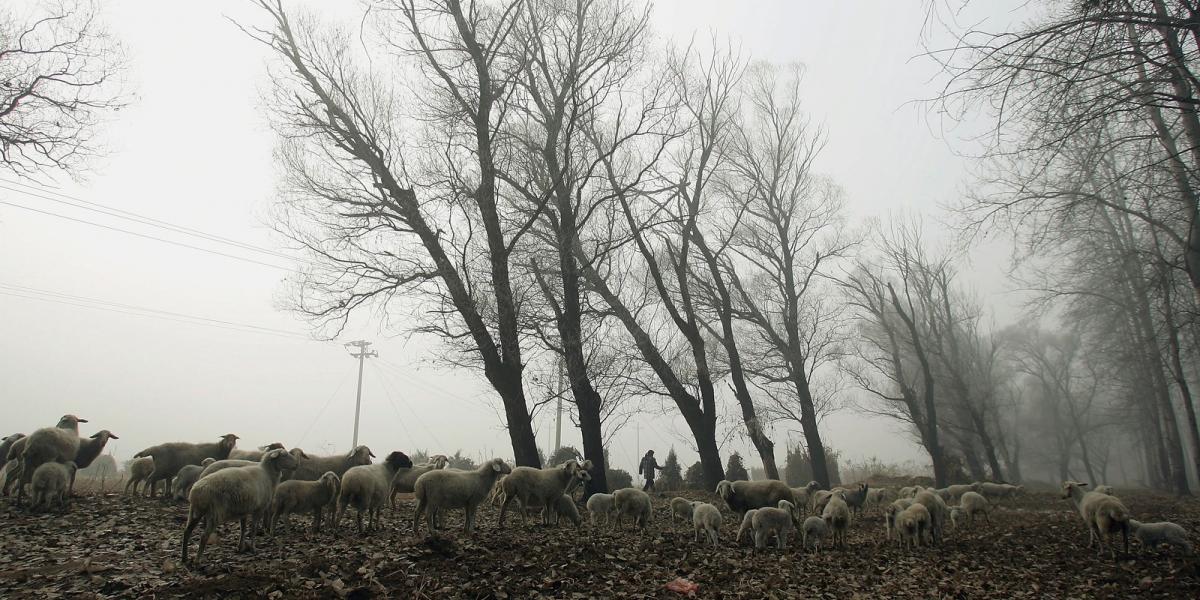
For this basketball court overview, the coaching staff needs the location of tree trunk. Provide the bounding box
[1158,261,1200,487]
[491,370,541,467]
[793,371,830,488]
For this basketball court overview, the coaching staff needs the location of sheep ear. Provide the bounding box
[580,460,593,470]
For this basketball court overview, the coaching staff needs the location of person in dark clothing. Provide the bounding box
[638,450,662,492]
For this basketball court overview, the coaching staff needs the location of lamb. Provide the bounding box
[389,454,450,507]
[17,415,87,504]
[896,503,931,549]
[946,482,981,500]
[716,479,795,518]
[1128,519,1193,555]
[181,448,299,565]
[691,502,722,547]
[898,485,919,498]
[822,491,851,549]
[1093,485,1115,496]
[285,445,374,482]
[958,491,991,526]
[671,496,695,527]
[913,489,949,545]
[271,471,342,534]
[586,492,617,527]
[1061,480,1130,558]
[413,458,511,535]
[124,456,156,495]
[134,434,239,498]
[949,506,963,529]
[802,516,829,552]
[865,487,892,507]
[0,433,25,491]
[549,494,582,527]
[228,442,286,461]
[335,451,414,534]
[499,460,593,526]
[842,483,870,517]
[736,509,758,544]
[885,498,914,543]
[172,458,217,500]
[752,500,796,550]
[2,435,29,496]
[790,481,819,510]
[31,461,76,512]
[613,487,653,530]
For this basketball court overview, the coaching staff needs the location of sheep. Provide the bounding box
[586,492,617,527]
[181,448,299,566]
[613,487,653,530]
[864,488,888,507]
[172,458,217,500]
[1128,519,1193,555]
[271,471,342,535]
[979,481,1022,502]
[0,433,25,491]
[413,458,512,535]
[913,489,949,545]
[896,503,931,549]
[124,456,155,495]
[898,485,918,498]
[822,491,851,549]
[69,429,118,494]
[691,501,722,547]
[715,479,795,518]
[949,506,963,529]
[736,509,758,544]
[2,435,29,496]
[802,516,829,552]
[671,496,695,527]
[510,492,583,527]
[285,445,374,482]
[31,461,77,512]
[958,491,991,526]
[17,415,86,504]
[334,451,414,534]
[842,483,870,517]
[389,454,450,507]
[134,434,239,498]
[933,487,953,502]
[946,482,981,500]
[1061,481,1130,558]
[790,481,819,510]
[1093,484,1115,496]
[228,442,286,462]
[752,500,796,550]
[812,487,848,514]
[199,459,259,479]
[499,460,593,526]
[885,498,914,542]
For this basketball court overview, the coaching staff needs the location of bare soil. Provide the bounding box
[1,486,1198,598]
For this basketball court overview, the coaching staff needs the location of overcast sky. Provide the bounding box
[0,0,1028,476]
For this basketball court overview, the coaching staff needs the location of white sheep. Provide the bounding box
[613,487,653,530]
[586,492,616,527]
[752,500,795,550]
[550,494,582,527]
[499,460,593,526]
[716,479,795,517]
[946,482,981,500]
[1061,480,1130,558]
[671,496,695,527]
[958,491,991,526]
[181,448,299,565]
[134,434,239,498]
[913,489,949,545]
[271,471,342,534]
[822,491,851,549]
[70,430,118,494]
[389,454,450,507]
[736,509,758,544]
[335,451,415,534]
[124,456,155,496]
[18,415,86,505]
[228,442,286,462]
[31,461,76,512]
[979,481,1022,502]
[801,516,828,552]
[1093,485,1115,496]
[2,435,29,496]
[1128,519,1193,555]
[172,458,217,500]
[897,503,931,548]
[285,445,374,482]
[885,498,914,543]
[790,481,819,511]
[413,458,512,535]
[690,502,722,547]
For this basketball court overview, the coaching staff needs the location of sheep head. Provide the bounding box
[320,471,342,495]
[259,442,286,451]
[89,430,118,442]
[1061,480,1088,500]
[383,451,413,472]
[429,454,450,469]
[56,415,87,430]
[218,434,239,453]
[201,458,216,466]
[349,446,375,463]
[264,448,300,471]
[715,480,733,501]
[288,448,309,460]
[487,458,512,475]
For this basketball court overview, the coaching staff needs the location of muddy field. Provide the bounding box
[1,485,1198,598]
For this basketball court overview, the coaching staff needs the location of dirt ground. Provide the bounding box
[1,485,1198,599]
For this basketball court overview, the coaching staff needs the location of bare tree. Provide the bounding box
[0,0,124,175]
[245,0,542,466]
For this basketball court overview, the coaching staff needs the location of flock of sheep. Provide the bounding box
[1,414,1194,570]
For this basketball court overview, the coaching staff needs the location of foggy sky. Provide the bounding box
[0,1,1028,476]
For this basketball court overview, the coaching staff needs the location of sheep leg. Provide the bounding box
[412,498,425,535]
[779,531,788,550]
[498,494,516,527]
[181,514,200,565]
[355,508,364,534]
[465,503,477,535]
[236,516,250,552]
[754,530,765,550]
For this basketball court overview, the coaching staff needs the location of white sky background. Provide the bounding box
[0,1,1030,476]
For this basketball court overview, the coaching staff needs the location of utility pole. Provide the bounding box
[344,340,377,448]
[554,356,564,451]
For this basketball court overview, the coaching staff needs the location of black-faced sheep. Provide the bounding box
[389,454,449,507]
[335,451,414,534]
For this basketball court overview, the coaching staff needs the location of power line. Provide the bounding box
[0,178,296,261]
[0,283,312,340]
[297,370,352,448]
[0,199,294,271]
[366,362,422,449]
[369,361,447,450]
